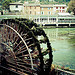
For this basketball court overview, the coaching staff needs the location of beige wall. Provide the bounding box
[40,7,53,15]
[53,5,67,14]
[24,5,40,16]
[23,4,67,16]
[10,5,23,12]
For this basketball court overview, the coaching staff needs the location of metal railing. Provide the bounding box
[56,69,75,75]
[0,15,75,25]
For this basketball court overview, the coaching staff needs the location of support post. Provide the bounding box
[48,16,49,23]
[69,24,71,27]
[56,24,58,27]
[56,16,58,27]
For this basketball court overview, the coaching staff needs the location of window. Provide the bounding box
[41,11,44,15]
[60,10,61,12]
[62,10,65,12]
[42,8,43,10]
[16,5,18,8]
[48,7,51,10]
[48,11,51,15]
[56,7,58,9]
[62,7,65,9]
[30,6,31,9]
[30,11,31,14]
[37,12,40,14]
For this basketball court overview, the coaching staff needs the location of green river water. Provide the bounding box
[44,28,75,69]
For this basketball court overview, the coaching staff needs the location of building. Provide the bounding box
[40,5,53,15]
[58,13,70,16]
[0,11,1,15]
[53,5,67,14]
[23,2,53,16]
[23,2,67,16]
[23,3,40,16]
[9,2,23,12]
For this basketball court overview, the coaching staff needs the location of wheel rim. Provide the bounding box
[0,18,53,75]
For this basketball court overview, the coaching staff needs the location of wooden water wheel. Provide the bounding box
[0,18,53,75]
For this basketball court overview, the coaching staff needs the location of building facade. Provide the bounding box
[40,5,53,15]
[23,2,67,16]
[9,2,23,12]
[23,3,40,16]
[53,5,67,14]
[9,2,67,16]
[23,3,54,16]
[0,11,1,15]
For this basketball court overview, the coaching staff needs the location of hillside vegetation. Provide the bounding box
[0,0,70,10]
[54,0,70,3]
[0,0,70,5]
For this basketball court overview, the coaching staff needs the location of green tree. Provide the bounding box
[55,0,70,2]
[2,0,13,10]
[67,0,75,15]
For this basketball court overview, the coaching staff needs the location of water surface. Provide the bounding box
[44,28,75,69]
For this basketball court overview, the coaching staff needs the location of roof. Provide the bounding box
[58,13,70,16]
[40,5,53,7]
[9,2,23,5]
[24,4,40,6]
[24,4,53,7]
[53,4,67,7]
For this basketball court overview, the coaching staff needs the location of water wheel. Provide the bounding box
[0,18,53,75]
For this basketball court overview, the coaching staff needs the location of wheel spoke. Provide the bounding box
[0,18,52,75]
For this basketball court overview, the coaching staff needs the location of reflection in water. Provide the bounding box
[44,28,75,69]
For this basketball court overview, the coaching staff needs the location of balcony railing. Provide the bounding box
[56,69,75,75]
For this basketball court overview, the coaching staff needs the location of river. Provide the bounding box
[44,28,75,69]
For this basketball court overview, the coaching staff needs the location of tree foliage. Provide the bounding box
[67,0,75,15]
[2,0,13,10]
[55,0,70,2]
[1,0,20,10]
